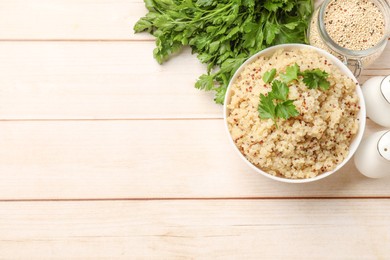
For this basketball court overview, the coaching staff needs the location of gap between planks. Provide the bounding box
[1,197,390,203]
[0,117,373,121]
[0,39,154,42]
[0,118,223,122]
[0,39,387,43]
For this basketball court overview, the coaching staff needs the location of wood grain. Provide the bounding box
[0,41,389,120]
[0,200,389,258]
[0,119,387,200]
[1,0,390,258]
[0,0,385,42]
[0,0,152,40]
[0,42,220,119]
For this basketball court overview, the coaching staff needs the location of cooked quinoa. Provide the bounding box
[226,48,360,179]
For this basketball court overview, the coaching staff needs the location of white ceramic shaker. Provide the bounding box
[361,75,390,127]
[354,130,390,178]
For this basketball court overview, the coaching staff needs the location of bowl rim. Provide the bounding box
[223,43,366,183]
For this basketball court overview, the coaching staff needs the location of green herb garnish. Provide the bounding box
[258,65,330,126]
[280,63,300,83]
[301,69,330,90]
[258,94,276,121]
[258,79,299,127]
[276,100,299,120]
[134,0,314,104]
[262,68,277,83]
[269,80,289,101]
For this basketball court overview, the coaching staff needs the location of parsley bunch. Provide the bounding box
[134,0,313,104]
[258,63,330,126]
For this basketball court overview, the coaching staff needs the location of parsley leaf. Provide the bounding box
[133,17,153,33]
[195,74,214,91]
[258,94,276,120]
[301,69,330,90]
[258,79,298,127]
[269,80,289,101]
[262,68,276,83]
[264,1,285,12]
[276,100,300,119]
[265,22,280,45]
[280,63,300,83]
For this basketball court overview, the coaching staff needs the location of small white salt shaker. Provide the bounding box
[362,75,390,127]
[354,130,390,178]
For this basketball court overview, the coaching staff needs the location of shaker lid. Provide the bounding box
[378,130,390,161]
[381,76,390,103]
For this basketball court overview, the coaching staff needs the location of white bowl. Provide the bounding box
[223,44,366,183]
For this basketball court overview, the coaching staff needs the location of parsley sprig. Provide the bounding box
[280,63,299,83]
[258,80,299,127]
[301,69,330,90]
[258,63,330,126]
[134,0,313,104]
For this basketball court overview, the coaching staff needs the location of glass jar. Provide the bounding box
[309,0,390,77]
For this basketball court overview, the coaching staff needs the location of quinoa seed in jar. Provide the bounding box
[309,0,390,77]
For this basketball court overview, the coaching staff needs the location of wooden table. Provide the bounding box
[0,0,389,258]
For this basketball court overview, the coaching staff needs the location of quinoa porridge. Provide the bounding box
[226,48,360,179]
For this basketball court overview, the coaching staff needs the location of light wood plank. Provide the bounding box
[0,0,385,42]
[0,0,152,40]
[0,119,388,200]
[0,41,389,120]
[0,199,389,258]
[0,41,221,119]
[0,0,319,41]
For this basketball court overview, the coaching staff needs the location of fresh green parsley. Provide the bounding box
[258,79,299,127]
[301,69,330,90]
[269,80,289,101]
[276,100,299,120]
[280,63,300,83]
[262,68,276,83]
[258,94,276,120]
[258,65,331,125]
[134,0,314,104]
